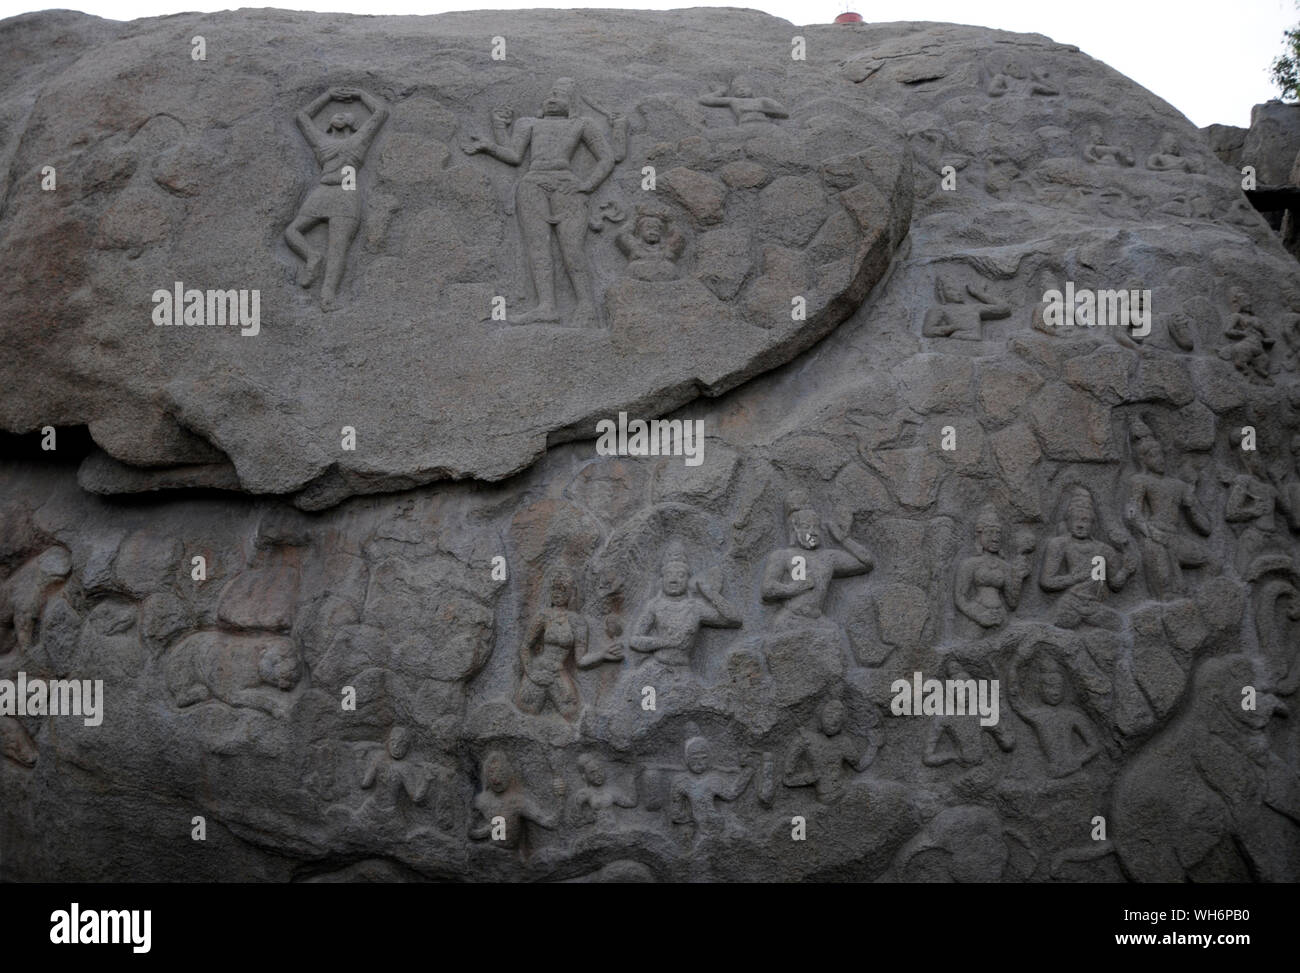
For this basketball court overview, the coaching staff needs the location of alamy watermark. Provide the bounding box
[1039,282,1151,337]
[890,670,1000,726]
[0,672,103,726]
[595,412,704,466]
[50,904,150,953]
[151,282,260,336]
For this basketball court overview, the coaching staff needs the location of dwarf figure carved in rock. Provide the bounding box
[698,76,789,127]
[1082,125,1134,167]
[1010,654,1104,779]
[1125,417,1212,599]
[783,698,880,804]
[616,204,685,282]
[358,726,433,811]
[285,87,389,310]
[1040,487,1135,630]
[516,569,621,720]
[463,78,616,326]
[571,752,637,828]
[954,504,1033,632]
[923,658,1016,767]
[626,539,740,668]
[921,274,1013,341]
[669,733,754,842]
[761,488,874,632]
[469,750,560,850]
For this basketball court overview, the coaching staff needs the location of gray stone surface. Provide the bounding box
[1200,122,1246,170]
[1,8,1298,883]
[1242,100,1300,186]
[0,8,910,506]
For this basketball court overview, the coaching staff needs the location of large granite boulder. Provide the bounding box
[0,8,910,508]
[1,8,1297,883]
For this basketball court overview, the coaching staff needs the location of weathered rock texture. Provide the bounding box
[0,8,910,505]
[1,9,1298,883]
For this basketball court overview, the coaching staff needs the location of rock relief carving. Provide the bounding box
[285,87,389,310]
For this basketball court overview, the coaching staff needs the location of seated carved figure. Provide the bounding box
[1082,125,1134,167]
[923,659,1015,767]
[759,490,873,671]
[1039,487,1134,630]
[1146,133,1199,173]
[1218,288,1275,381]
[987,59,1058,98]
[761,489,873,631]
[360,727,432,810]
[627,539,740,667]
[1223,441,1293,580]
[165,631,302,718]
[616,205,685,281]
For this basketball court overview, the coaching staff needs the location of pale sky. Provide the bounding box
[0,0,1292,128]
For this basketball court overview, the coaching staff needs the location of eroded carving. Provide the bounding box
[1125,416,1212,599]
[616,205,685,282]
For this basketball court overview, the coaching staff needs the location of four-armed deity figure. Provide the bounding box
[464,78,616,325]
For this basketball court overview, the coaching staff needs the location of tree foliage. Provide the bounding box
[1273,22,1300,101]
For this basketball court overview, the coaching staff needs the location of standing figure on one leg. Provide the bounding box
[285,87,388,310]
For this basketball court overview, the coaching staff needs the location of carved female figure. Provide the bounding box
[953,504,1032,631]
[515,570,619,720]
